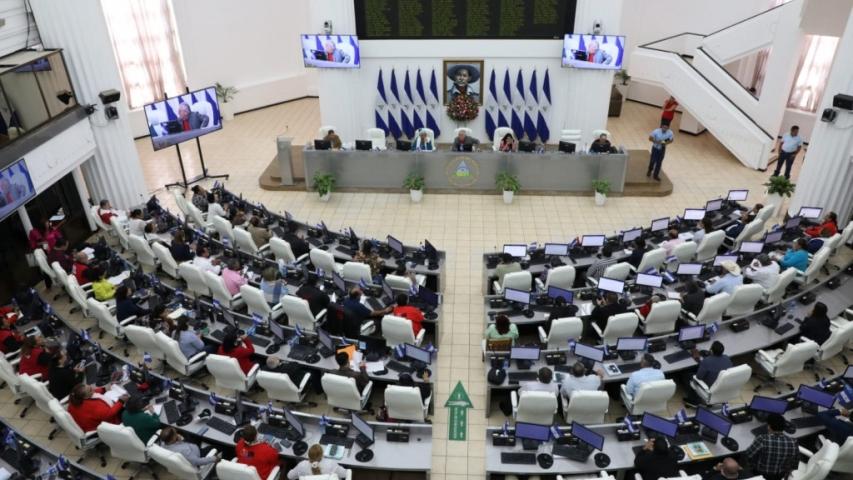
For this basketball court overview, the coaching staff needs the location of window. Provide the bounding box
[102,0,186,109]
[787,35,839,113]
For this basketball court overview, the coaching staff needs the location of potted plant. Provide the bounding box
[763,175,795,217]
[215,82,238,121]
[592,179,610,206]
[312,171,335,202]
[496,171,520,204]
[403,173,425,203]
[616,69,631,86]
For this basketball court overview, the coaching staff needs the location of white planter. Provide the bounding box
[595,192,607,206]
[764,192,784,218]
[410,189,423,203]
[319,192,331,202]
[503,190,514,204]
[221,102,234,121]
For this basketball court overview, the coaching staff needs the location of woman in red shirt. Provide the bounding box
[235,425,280,479]
[391,293,424,335]
[804,212,838,238]
[217,332,256,374]
[18,337,50,379]
[67,384,126,432]
[28,217,64,251]
[0,314,23,354]
[660,96,678,126]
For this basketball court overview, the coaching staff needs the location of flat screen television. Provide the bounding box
[562,34,625,70]
[302,34,360,69]
[0,158,36,222]
[143,86,222,151]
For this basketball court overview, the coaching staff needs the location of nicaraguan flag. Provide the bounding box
[295,324,304,337]
[550,424,562,440]
[143,352,152,364]
[395,343,406,358]
[4,429,14,446]
[427,69,441,137]
[721,403,730,416]
[252,313,264,325]
[412,109,424,132]
[81,329,90,342]
[624,417,636,433]
[349,35,360,64]
[502,420,510,436]
[568,339,576,350]
[485,111,496,141]
[415,68,427,104]
[675,408,688,424]
[359,278,368,289]
[511,109,524,139]
[502,69,512,106]
[523,110,537,141]
[400,109,414,139]
[204,88,221,125]
[208,392,217,406]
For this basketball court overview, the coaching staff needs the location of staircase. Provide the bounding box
[630,1,805,170]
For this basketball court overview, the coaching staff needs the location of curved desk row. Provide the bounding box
[0,416,102,480]
[482,260,852,415]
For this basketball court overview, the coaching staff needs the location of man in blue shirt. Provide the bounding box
[342,287,392,335]
[683,341,733,407]
[647,124,674,181]
[771,125,803,179]
[777,238,810,272]
[626,354,665,397]
[706,261,743,295]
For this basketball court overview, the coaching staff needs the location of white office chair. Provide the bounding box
[591,128,611,140]
[561,390,609,424]
[382,315,425,348]
[87,298,132,353]
[538,317,583,350]
[727,219,763,251]
[186,203,212,232]
[822,435,853,474]
[756,204,776,224]
[203,270,245,310]
[385,385,431,422]
[794,248,829,286]
[321,373,373,414]
[836,220,853,251]
[667,242,698,271]
[724,284,764,317]
[152,242,181,279]
[205,354,259,395]
[309,248,343,277]
[689,364,752,405]
[620,379,676,416]
[191,100,215,125]
[124,325,166,366]
[808,321,853,381]
[281,295,325,331]
[695,231,725,262]
[129,234,159,273]
[67,275,93,317]
[155,331,207,378]
[0,356,25,405]
[256,370,314,407]
[18,373,55,419]
[601,262,631,282]
[754,340,819,394]
[385,274,414,291]
[683,292,730,325]
[815,234,842,260]
[559,129,582,150]
[33,248,58,292]
[493,271,532,294]
[454,127,472,138]
[216,458,280,480]
[790,438,839,480]
[89,205,116,240]
[317,125,337,139]
[631,247,666,273]
[510,390,558,425]
[171,189,191,218]
[270,237,308,265]
[342,261,373,284]
[179,263,210,298]
[535,265,575,291]
[96,423,156,478]
[492,127,515,151]
[212,215,234,243]
[638,300,680,335]
[240,284,285,322]
[234,227,269,256]
[366,127,387,150]
[592,312,639,346]
[763,267,796,305]
[148,435,217,480]
[50,399,106,466]
[51,261,73,303]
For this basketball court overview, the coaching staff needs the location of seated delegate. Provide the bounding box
[452,130,479,151]
[286,443,350,479]
[159,426,219,467]
[560,362,603,400]
[498,133,517,152]
[67,383,128,432]
[804,211,838,238]
[625,354,664,397]
[411,130,434,151]
[323,129,342,149]
[484,314,519,345]
[775,238,809,272]
[589,133,612,153]
[705,261,743,295]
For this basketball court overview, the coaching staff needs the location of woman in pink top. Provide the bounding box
[221,258,247,295]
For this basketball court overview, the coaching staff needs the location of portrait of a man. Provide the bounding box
[444,60,483,105]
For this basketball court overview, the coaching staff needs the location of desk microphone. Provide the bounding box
[355,448,374,462]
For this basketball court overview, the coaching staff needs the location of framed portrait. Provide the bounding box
[443,60,484,105]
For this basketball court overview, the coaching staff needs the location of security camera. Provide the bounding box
[323,20,333,34]
[593,20,603,35]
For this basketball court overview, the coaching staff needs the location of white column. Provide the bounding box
[17,207,32,233]
[789,10,853,222]
[73,166,96,231]
[29,0,148,210]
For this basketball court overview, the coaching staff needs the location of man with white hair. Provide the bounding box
[177,102,209,131]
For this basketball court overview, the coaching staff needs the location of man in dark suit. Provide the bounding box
[452,130,479,152]
[283,231,310,259]
[177,103,209,131]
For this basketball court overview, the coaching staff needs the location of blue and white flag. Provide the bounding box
[409,283,419,296]
[426,69,441,137]
[721,403,730,416]
[143,352,152,364]
[246,325,257,337]
[550,424,562,440]
[43,303,52,315]
[675,408,688,424]
[838,385,853,406]
[523,70,538,140]
[208,392,218,406]
[818,377,828,389]
[163,378,173,391]
[401,69,415,138]
[394,343,406,358]
[602,344,609,356]
[426,342,437,355]
[4,429,14,447]
[252,313,264,326]
[624,417,636,433]
[212,299,222,310]
[266,401,275,416]
[707,322,719,336]
[316,267,325,278]
[485,69,498,140]
[386,69,403,139]
[295,324,304,337]
[319,414,331,433]
[568,339,577,350]
[359,278,368,290]
[107,475,117,480]
[81,329,91,342]
[502,420,510,436]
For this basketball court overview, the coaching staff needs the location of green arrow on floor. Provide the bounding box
[444,381,473,441]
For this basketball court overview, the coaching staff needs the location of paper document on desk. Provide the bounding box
[101,384,128,405]
[678,233,694,241]
[575,301,593,317]
[349,350,364,369]
[82,247,95,260]
[603,363,621,376]
[108,271,130,286]
[152,403,164,416]
[667,291,682,300]
[168,307,187,320]
[365,361,386,373]
[682,442,713,460]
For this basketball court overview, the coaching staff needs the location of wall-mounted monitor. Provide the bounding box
[143,86,222,151]
[302,34,360,69]
[0,159,36,222]
[562,34,625,70]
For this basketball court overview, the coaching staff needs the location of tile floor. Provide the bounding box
[8,99,838,480]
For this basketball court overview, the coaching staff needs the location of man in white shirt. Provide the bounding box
[625,354,665,397]
[560,362,603,400]
[192,245,221,274]
[744,254,780,290]
[771,125,803,179]
[519,367,559,395]
[660,228,684,257]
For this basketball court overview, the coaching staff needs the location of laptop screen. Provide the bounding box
[581,235,606,247]
[651,217,670,232]
[635,273,663,288]
[515,422,551,442]
[622,228,643,244]
[510,347,540,361]
[714,255,739,266]
[676,263,702,275]
[739,241,764,253]
[684,208,706,221]
[695,407,732,437]
[547,286,573,303]
[798,207,822,219]
[597,277,624,294]
[749,395,788,414]
[574,343,604,362]
[727,190,748,201]
[504,288,531,305]
[642,413,678,438]
[678,325,705,342]
[544,243,569,256]
[503,244,527,258]
[797,385,836,408]
[616,337,647,352]
[705,199,723,213]
[571,422,604,450]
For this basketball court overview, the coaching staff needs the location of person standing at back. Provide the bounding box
[660,96,678,126]
[743,413,798,480]
[647,124,674,181]
[771,125,803,180]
